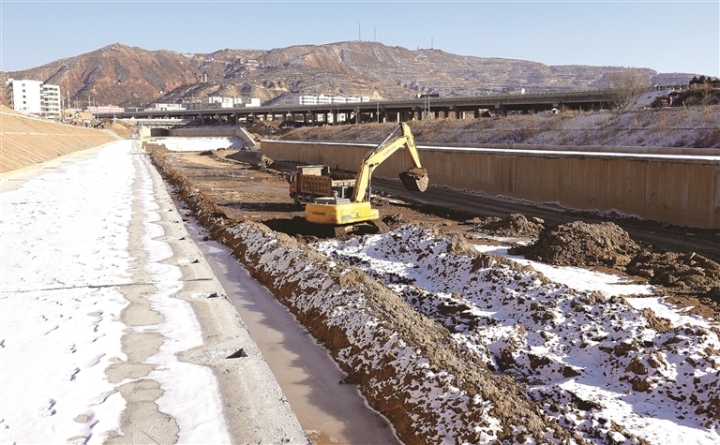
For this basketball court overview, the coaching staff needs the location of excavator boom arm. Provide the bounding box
[351,123,423,202]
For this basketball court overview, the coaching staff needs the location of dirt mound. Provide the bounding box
[255,154,273,170]
[511,221,642,269]
[512,220,720,311]
[95,119,136,138]
[628,251,720,310]
[628,251,720,288]
[469,213,545,238]
[245,121,292,138]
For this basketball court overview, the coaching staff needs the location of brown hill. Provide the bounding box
[0,41,696,108]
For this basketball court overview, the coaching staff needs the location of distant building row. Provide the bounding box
[123,96,262,113]
[6,79,61,119]
[181,96,261,110]
[294,95,371,105]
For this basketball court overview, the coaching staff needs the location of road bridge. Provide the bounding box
[97,89,617,125]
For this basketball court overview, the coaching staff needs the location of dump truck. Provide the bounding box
[288,165,356,206]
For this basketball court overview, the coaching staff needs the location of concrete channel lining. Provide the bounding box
[261,140,720,230]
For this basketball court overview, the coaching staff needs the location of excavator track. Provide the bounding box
[333,219,388,239]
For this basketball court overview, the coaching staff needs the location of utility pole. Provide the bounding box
[374,27,376,42]
[358,23,361,41]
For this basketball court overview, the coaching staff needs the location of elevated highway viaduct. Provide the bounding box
[261,140,720,239]
[98,90,616,125]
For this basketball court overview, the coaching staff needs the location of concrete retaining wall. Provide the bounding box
[262,140,720,229]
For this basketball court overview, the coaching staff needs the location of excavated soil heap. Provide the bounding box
[469,213,545,238]
[511,221,642,269]
[512,221,720,310]
[95,119,136,139]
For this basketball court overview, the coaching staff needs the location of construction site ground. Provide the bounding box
[163,148,720,313]
[5,110,718,444]
[149,145,720,444]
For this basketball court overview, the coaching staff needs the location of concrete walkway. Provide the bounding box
[0,140,307,444]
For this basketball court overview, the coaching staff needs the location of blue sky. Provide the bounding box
[2,0,718,76]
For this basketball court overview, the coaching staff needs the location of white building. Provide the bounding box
[207,96,243,108]
[144,103,186,111]
[41,84,61,119]
[87,105,124,114]
[347,96,370,103]
[294,96,318,105]
[294,94,370,105]
[6,79,61,119]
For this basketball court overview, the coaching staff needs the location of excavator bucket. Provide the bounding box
[399,168,429,192]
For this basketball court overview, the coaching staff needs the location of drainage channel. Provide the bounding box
[184,220,401,445]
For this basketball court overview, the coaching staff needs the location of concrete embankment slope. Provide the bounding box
[0,109,119,175]
[0,140,308,444]
[262,140,720,230]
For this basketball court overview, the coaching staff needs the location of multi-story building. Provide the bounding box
[294,94,370,105]
[183,97,259,109]
[144,103,186,111]
[41,84,61,119]
[294,96,316,105]
[6,79,61,119]
[7,79,39,116]
[87,105,124,114]
[207,96,243,108]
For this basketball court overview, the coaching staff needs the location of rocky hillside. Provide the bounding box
[1,41,696,108]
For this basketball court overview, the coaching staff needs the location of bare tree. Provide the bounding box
[609,69,652,111]
[698,83,718,106]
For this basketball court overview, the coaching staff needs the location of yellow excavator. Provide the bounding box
[304,123,429,234]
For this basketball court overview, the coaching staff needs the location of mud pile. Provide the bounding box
[511,221,642,269]
[628,251,720,290]
[511,221,720,310]
[468,213,545,238]
[95,119,136,138]
[628,250,720,311]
